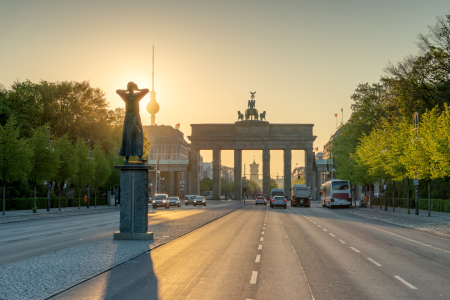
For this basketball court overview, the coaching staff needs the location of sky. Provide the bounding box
[0,0,448,179]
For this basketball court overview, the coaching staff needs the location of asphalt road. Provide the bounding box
[0,201,232,266]
[51,201,450,300]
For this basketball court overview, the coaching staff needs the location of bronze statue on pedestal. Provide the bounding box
[116,82,149,162]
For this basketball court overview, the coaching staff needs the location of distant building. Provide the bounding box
[249,159,259,182]
[203,162,212,179]
[144,125,201,198]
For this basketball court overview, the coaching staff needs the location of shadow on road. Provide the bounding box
[52,248,158,300]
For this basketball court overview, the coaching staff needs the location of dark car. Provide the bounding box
[168,196,181,207]
[193,196,206,207]
[152,194,170,209]
[255,196,267,205]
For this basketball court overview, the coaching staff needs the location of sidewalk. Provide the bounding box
[347,204,450,237]
[0,205,120,224]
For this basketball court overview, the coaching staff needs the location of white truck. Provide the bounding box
[291,184,311,207]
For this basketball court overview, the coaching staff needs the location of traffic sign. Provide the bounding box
[243,181,246,186]
[414,178,419,186]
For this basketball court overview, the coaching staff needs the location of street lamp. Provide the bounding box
[413,111,420,216]
[46,126,52,212]
[87,139,91,209]
[156,170,160,194]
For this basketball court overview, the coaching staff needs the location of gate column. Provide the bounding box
[189,148,200,195]
[263,148,270,196]
[234,149,242,200]
[212,147,221,200]
[305,148,315,197]
[284,146,292,199]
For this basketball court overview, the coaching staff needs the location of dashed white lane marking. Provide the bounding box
[323,229,327,232]
[329,233,335,237]
[318,225,321,227]
[367,258,382,266]
[258,244,262,250]
[394,276,417,289]
[29,235,47,240]
[250,271,258,284]
[262,231,265,235]
[339,239,346,244]
[350,247,360,253]
[313,222,316,224]
[263,227,265,230]
[255,255,261,263]
[260,237,264,241]
[61,230,76,234]
[0,242,8,245]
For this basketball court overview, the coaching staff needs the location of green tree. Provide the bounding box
[0,117,31,214]
[243,179,261,196]
[220,178,233,197]
[200,177,212,195]
[74,138,96,208]
[269,178,278,190]
[53,133,79,210]
[92,141,111,207]
[28,124,60,211]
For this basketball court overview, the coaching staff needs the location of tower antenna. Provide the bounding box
[152,45,155,92]
[146,45,160,125]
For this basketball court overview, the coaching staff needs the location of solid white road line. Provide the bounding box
[260,237,264,241]
[394,276,417,289]
[258,244,262,250]
[339,239,345,244]
[29,235,47,240]
[367,258,382,267]
[250,271,258,284]
[329,233,335,237]
[350,247,360,253]
[255,255,261,262]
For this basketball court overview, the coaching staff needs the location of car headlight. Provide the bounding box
[162,201,165,203]
[152,201,155,203]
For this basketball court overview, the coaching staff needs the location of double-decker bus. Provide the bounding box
[320,179,352,208]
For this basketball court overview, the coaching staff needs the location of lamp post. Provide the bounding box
[46,126,52,212]
[156,170,160,194]
[87,139,91,209]
[413,111,420,216]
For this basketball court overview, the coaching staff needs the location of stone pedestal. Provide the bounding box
[113,162,154,241]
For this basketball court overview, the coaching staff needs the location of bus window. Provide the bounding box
[332,181,349,190]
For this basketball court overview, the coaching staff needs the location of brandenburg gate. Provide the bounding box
[187,92,317,200]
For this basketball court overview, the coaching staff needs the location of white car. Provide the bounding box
[184,195,199,206]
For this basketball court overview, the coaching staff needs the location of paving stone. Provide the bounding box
[0,204,242,300]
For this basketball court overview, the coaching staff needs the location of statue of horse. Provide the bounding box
[238,111,244,121]
[260,111,266,121]
[245,108,258,120]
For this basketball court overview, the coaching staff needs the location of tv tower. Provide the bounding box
[146,45,159,126]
